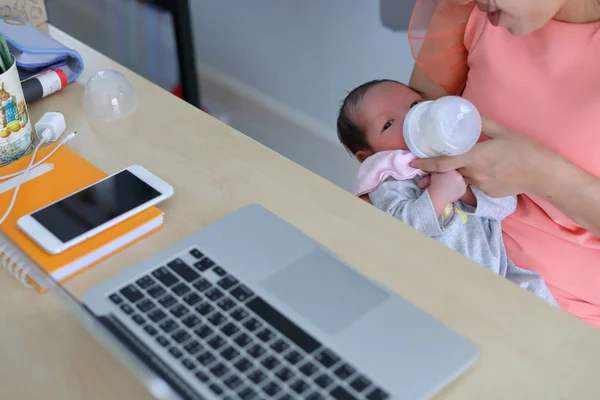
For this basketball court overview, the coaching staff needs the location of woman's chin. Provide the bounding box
[502,22,531,36]
[506,25,523,35]
[505,19,551,36]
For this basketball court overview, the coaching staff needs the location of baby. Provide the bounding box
[337,79,556,305]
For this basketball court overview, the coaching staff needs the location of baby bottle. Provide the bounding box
[403,96,481,158]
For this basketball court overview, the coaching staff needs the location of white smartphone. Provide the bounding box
[17,165,174,255]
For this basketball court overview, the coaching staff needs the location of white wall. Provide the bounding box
[190,0,415,144]
[47,0,180,91]
[48,0,416,145]
[46,0,417,190]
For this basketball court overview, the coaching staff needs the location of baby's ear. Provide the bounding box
[356,149,372,162]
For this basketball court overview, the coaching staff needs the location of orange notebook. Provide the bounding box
[0,145,164,291]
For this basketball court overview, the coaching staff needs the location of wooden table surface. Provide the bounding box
[1,26,599,400]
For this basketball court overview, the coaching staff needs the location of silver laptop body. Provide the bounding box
[82,204,477,400]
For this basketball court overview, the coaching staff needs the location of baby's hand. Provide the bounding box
[421,171,467,217]
[430,171,467,203]
[419,174,476,206]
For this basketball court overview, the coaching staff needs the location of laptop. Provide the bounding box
[75,204,477,400]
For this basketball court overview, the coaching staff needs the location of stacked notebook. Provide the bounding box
[0,145,164,291]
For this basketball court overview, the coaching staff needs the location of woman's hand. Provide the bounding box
[410,117,560,198]
[411,116,600,237]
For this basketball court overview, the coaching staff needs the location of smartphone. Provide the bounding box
[17,165,174,255]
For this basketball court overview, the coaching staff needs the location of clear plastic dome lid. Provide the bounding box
[83,70,138,121]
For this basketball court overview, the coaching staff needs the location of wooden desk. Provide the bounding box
[1,26,600,400]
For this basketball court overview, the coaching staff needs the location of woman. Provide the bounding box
[408,0,600,327]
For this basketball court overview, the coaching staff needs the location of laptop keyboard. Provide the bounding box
[108,248,390,400]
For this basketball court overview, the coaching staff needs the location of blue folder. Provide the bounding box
[0,18,83,85]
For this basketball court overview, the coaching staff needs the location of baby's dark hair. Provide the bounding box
[336,79,399,156]
[337,79,425,157]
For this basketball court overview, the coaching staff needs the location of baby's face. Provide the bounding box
[355,82,423,162]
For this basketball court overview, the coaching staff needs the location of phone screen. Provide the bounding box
[32,170,161,243]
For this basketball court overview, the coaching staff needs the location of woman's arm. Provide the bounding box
[409,57,469,99]
[408,0,472,98]
[538,158,600,237]
[411,117,600,237]
[409,65,453,100]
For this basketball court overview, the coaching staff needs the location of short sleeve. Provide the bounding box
[408,0,476,95]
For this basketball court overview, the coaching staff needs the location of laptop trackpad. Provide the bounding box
[261,248,389,334]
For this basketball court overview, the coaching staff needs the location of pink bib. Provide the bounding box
[352,150,423,197]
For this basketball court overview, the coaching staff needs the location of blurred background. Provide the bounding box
[46,0,416,191]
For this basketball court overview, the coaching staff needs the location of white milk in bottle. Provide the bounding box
[403,96,481,158]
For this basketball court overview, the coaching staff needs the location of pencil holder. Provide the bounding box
[0,55,33,168]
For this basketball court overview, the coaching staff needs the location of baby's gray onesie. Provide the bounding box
[369,177,556,305]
